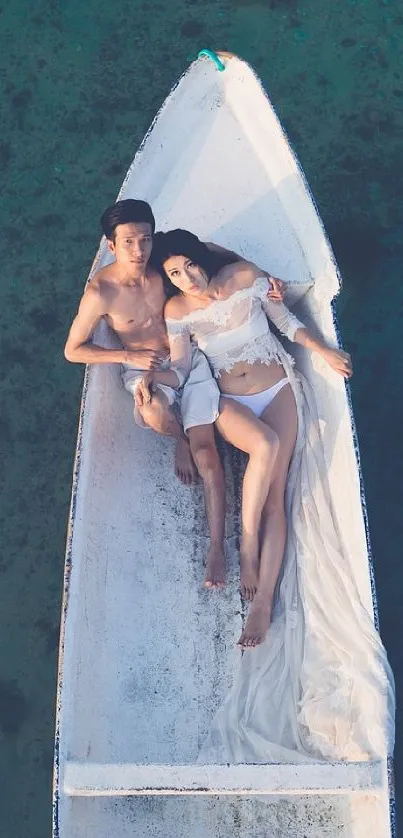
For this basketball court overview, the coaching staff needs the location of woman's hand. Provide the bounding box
[135,372,154,408]
[267,276,285,302]
[323,347,353,379]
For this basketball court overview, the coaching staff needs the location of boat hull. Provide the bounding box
[53,53,393,838]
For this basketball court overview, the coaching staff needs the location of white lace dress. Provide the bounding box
[166,278,394,764]
[166,276,304,381]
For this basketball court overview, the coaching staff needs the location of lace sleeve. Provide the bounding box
[165,317,193,388]
[256,277,305,341]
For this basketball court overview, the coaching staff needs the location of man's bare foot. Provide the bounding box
[175,437,197,485]
[204,544,226,589]
[240,535,259,601]
[237,597,272,649]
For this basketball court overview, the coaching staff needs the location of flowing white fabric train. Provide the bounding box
[199,353,395,765]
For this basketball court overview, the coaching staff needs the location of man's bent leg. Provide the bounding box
[122,362,196,485]
[187,424,226,588]
[138,391,197,485]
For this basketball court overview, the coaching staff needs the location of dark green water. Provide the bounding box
[0,0,402,834]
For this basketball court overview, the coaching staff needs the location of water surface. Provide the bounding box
[0,1,401,834]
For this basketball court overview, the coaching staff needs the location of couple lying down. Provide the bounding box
[65,199,393,761]
[65,198,349,649]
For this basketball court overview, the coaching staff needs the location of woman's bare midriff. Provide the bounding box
[217,360,287,396]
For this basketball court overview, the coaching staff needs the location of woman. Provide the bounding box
[141,229,351,650]
[139,229,393,766]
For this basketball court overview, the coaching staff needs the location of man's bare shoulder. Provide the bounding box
[90,263,120,291]
[146,265,165,288]
[164,295,188,320]
[80,271,112,313]
[87,263,130,305]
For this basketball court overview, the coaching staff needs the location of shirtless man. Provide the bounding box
[64,199,283,588]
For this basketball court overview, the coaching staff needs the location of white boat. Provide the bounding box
[53,51,395,838]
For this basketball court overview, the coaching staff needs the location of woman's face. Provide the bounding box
[163,255,209,297]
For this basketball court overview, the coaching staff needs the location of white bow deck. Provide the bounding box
[53,53,394,838]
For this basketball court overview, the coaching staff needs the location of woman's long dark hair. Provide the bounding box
[150,229,238,297]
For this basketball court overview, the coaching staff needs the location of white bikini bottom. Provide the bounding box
[222,377,290,418]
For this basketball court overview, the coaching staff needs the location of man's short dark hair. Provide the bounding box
[100,199,155,241]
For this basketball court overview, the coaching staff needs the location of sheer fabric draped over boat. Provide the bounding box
[165,278,394,764]
[199,345,394,764]
[165,276,394,763]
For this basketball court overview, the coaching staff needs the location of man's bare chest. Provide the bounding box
[106,284,165,331]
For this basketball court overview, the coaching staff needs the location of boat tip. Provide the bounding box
[197,49,237,71]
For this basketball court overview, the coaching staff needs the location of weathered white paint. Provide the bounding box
[64,760,384,797]
[53,53,393,838]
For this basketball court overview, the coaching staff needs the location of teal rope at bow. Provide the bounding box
[198,49,226,71]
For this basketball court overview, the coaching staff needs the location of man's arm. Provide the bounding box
[64,286,128,364]
[64,287,162,369]
[205,241,284,301]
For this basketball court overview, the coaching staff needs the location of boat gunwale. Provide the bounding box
[52,240,108,838]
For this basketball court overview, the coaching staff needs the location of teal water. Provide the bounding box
[0,1,402,834]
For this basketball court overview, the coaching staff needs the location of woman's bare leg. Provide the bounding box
[187,424,226,588]
[216,398,280,600]
[238,384,298,648]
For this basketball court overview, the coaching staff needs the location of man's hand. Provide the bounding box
[267,276,285,303]
[135,372,154,408]
[125,349,166,370]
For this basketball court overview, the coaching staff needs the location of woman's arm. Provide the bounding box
[135,310,193,406]
[293,328,352,378]
[135,368,183,408]
[260,281,352,379]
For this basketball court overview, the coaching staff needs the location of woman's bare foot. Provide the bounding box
[237,597,272,649]
[204,544,226,589]
[175,438,197,485]
[240,535,259,601]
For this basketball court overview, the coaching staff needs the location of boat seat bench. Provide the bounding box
[64,760,385,797]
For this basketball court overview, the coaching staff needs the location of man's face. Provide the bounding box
[108,222,153,271]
